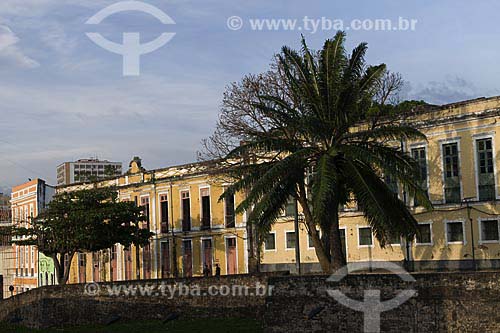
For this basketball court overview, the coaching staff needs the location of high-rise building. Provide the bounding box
[11,179,56,294]
[56,158,122,185]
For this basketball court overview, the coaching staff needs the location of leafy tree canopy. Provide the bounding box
[9,187,151,284]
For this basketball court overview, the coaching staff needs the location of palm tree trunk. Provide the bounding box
[297,183,331,273]
[330,207,346,271]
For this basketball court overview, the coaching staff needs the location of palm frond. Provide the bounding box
[344,159,419,246]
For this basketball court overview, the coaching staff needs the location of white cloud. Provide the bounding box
[0,74,221,184]
[40,22,78,56]
[0,25,39,68]
[0,0,56,16]
[0,0,110,16]
[0,75,219,118]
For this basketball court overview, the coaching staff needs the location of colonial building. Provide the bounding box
[50,95,500,282]
[10,179,56,294]
[0,192,14,298]
[262,96,500,272]
[61,158,247,283]
[56,158,122,186]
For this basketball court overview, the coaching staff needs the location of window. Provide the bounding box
[160,194,168,233]
[476,138,495,201]
[285,231,296,249]
[481,219,499,242]
[140,197,150,230]
[181,191,191,231]
[200,188,211,229]
[442,142,461,203]
[384,174,398,195]
[264,233,276,251]
[64,254,69,273]
[308,229,320,248]
[389,233,401,245]
[411,147,428,206]
[79,253,86,266]
[358,227,373,246]
[225,194,235,228]
[416,223,432,244]
[446,221,464,243]
[284,197,295,217]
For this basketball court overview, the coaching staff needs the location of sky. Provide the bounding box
[1,0,500,192]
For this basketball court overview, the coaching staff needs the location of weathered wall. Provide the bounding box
[0,274,270,329]
[265,271,500,332]
[1,271,500,332]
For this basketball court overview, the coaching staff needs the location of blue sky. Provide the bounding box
[1,0,500,191]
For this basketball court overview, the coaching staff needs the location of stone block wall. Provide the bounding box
[1,271,500,332]
[265,271,500,332]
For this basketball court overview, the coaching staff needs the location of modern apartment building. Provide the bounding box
[262,96,500,273]
[60,158,247,283]
[56,158,122,186]
[10,179,56,294]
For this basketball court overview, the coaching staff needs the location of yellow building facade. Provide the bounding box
[59,96,500,280]
[61,159,248,283]
[262,96,500,272]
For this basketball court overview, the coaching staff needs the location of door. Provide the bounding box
[111,246,118,281]
[182,240,192,277]
[181,191,191,231]
[160,241,170,278]
[200,188,211,229]
[78,253,86,283]
[92,252,100,282]
[124,247,132,281]
[226,238,237,275]
[142,244,151,279]
[202,239,213,274]
[340,229,347,262]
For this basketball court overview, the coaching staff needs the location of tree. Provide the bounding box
[214,32,432,273]
[10,188,152,285]
[104,165,118,178]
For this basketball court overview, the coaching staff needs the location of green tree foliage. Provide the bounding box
[10,188,152,285]
[219,32,432,273]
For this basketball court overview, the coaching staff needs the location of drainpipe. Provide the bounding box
[294,198,301,275]
[401,137,413,271]
[463,197,476,270]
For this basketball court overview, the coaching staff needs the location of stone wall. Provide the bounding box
[265,271,500,332]
[1,271,500,332]
[0,274,271,329]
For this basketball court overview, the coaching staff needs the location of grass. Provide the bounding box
[0,318,263,333]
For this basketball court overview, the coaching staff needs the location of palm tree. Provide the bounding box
[220,32,431,273]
